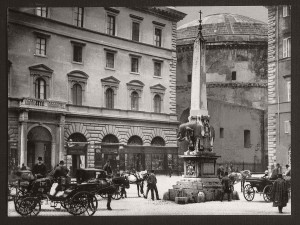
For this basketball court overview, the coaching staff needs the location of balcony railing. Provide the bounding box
[19,98,67,111]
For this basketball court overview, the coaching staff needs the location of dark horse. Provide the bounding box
[122,170,148,197]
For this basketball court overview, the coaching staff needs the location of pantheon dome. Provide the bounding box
[177,13,267,45]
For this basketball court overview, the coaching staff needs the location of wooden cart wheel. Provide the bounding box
[86,194,98,216]
[68,192,90,216]
[263,185,272,202]
[16,197,41,217]
[243,184,255,201]
[112,186,122,200]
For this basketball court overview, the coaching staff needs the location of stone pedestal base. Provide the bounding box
[167,177,232,203]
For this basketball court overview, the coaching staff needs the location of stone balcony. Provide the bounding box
[19,97,67,112]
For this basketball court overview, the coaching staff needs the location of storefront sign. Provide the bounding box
[67,143,87,155]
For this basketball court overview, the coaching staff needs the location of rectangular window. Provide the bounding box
[106,52,115,68]
[36,7,48,17]
[284,120,291,134]
[73,45,83,63]
[283,37,291,58]
[283,5,291,17]
[74,7,84,27]
[132,22,140,42]
[107,15,116,36]
[220,128,224,138]
[187,74,192,82]
[287,81,291,102]
[35,37,46,56]
[154,28,162,47]
[131,57,139,73]
[154,62,161,77]
[232,71,236,81]
[244,130,251,148]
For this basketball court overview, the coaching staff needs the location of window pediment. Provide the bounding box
[127,80,144,88]
[101,76,120,90]
[67,70,89,80]
[29,64,53,73]
[150,84,166,91]
[29,64,53,78]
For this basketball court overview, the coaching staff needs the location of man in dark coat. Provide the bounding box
[32,157,47,178]
[103,160,112,176]
[270,163,281,180]
[220,172,232,202]
[53,160,69,178]
[271,174,289,213]
[144,170,160,200]
[217,165,225,179]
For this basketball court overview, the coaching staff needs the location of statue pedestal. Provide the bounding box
[166,151,233,203]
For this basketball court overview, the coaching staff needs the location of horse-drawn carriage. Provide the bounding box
[11,168,129,216]
[243,177,274,202]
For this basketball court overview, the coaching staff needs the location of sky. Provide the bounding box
[175,6,268,27]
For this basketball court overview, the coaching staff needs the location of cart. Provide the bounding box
[243,177,274,202]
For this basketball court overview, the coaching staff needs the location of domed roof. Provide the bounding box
[177,13,267,45]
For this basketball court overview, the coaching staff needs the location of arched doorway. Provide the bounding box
[99,134,119,171]
[67,133,87,177]
[127,135,144,171]
[27,126,52,171]
[151,136,166,171]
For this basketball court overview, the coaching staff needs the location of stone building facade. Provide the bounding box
[7,7,186,175]
[266,6,291,170]
[176,13,268,171]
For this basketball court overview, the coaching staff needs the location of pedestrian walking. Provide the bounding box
[220,172,232,202]
[270,163,281,180]
[144,170,160,200]
[32,157,47,179]
[217,165,225,179]
[271,174,289,213]
[168,164,173,177]
[103,160,113,176]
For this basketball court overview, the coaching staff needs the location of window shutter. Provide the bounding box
[287,38,291,57]
[77,84,82,105]
[283,39,287,58]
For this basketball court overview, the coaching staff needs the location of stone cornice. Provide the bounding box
[176,82,267,89]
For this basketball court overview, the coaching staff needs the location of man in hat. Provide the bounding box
[32,157,47,179]
[103,160,113,176]
[53,160,69,178]
[271,174,289,213]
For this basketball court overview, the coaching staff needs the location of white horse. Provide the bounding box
[122,170,149,197]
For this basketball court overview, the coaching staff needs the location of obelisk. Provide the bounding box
[190,11,208,117]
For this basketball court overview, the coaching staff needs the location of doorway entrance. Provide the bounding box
[27,126,52,171]
[67,133,87,177]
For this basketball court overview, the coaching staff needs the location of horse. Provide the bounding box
[229,170,252,192]
[122,170,148,197]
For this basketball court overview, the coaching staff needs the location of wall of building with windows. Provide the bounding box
[7,7,186,174]
[267,5,291,169]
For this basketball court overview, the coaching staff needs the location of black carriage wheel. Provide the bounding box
[14,195,28,212]
[68,192,90,216]
[16,197,41,217]
[263,185,272,202]
[112,186,122,200]
[243,184,255,201]
[86,194,98,216]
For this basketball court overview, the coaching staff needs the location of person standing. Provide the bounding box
[220,172,232,202]
[144,170,160,200]
[103,160,113,176]
[270,163,281,180]
[21,163,27,170]
[217,165,225,180]
[271,174,289,213]
[53,160,69,178]
[32,157,47,179]
[168,163,173,177]
[284,164,291,177]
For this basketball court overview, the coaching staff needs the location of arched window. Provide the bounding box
[151,136,165,146]
[72,83,82,105]
[128,135,143,145]
[106,88,114,109]
[35,78,46,99]
[131,91,139,110]
[154,94,161,113]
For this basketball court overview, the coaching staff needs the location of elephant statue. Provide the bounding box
[177,115,215,153]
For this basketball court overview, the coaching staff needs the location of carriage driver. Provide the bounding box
[53,160,69,179]
[32,157,47,179]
